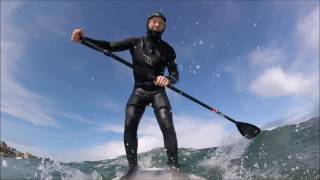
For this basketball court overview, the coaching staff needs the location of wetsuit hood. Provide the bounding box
[146,12,166,42]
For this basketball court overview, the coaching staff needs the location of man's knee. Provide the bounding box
[156,106,172,118]
[125,105,144,130]
[155,107,176,133]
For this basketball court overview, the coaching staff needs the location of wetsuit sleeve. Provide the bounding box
[82,37,138,52]
[166,48,179,85]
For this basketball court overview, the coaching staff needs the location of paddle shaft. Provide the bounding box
[80,38,237,124]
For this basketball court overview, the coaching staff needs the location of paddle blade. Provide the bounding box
[236,121,261,139]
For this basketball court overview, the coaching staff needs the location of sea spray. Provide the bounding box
[1,117,319,180]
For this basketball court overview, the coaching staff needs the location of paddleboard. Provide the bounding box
[114,168,192,180]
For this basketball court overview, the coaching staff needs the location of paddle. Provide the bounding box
[79,37,261,139]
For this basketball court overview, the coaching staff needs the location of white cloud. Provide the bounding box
[262,103,319,130]
[289,7,320,74]
[1,78,58,127]
[247,7,319,99]
[103,98,122,113]
[296,7,319,52]
[249,67,315,98]
[54,141,125,162]
[174,115,227,148]
[248,47,286,67]
[1,1,88,128]
[112,62,134,82]
[81,114,228,162]
[99,124,123,133]
[59,112,99,126]
[33,9,69,38]
[0,1,25,18]
[1,5,27,78]
[1,2,60,127]
[104,114,227,149]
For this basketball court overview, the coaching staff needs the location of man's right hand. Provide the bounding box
[71,28,85,43]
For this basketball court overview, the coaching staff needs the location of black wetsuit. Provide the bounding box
[83,33,179,168]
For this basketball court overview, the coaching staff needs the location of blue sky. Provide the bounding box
[1,1,319,162]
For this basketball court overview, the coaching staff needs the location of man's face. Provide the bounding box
[148,17,165,32]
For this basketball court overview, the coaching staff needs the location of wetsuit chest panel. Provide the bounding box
[131,38,167,86]
[132,39,165,69]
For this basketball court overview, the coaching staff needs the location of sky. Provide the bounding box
[1,1,319,162]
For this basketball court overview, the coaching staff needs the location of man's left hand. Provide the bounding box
[154,76,169,87]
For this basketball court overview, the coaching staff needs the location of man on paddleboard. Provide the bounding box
[71,12,180,179]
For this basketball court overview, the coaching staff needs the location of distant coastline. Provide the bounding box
[0,141,35,159]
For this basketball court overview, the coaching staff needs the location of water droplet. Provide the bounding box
[196,65,200,69]
[2,160,7,167]
[199,40,203,45]
[253,22,257,27]
[264,163,267,168]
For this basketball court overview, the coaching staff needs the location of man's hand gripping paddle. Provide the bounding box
[79,37,261,139]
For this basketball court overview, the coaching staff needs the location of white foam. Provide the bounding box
[34,158,103,180]
[200,134,252,179]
